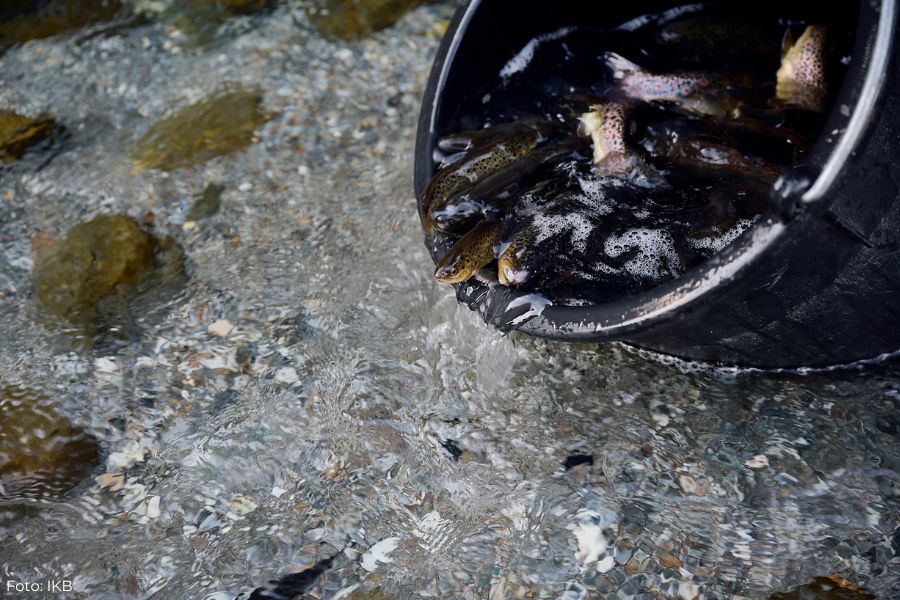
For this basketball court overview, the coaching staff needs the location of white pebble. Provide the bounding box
[207,319,234,337]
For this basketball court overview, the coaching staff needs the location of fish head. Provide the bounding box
[434,252,472,284]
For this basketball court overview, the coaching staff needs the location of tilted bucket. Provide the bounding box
[414,0,899,368]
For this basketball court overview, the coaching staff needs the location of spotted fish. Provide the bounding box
[644,121,784,185]
[776,25,828,113]
[578,102,665,187]
[434,220,502,284]
[430,140,585,234]
[497,224,538,286]
[420,123,546,234]
[604,52,752,117]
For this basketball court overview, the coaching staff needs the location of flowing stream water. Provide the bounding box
[0,2,898,599]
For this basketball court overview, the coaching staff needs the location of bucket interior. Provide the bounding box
[415,0,883,340]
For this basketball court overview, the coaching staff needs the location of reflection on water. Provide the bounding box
[0,1,897,599]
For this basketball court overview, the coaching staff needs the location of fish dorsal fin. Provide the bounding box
[781,28,796,60]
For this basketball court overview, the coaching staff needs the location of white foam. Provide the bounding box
[361,537,401,571]
[576,177,620,214]
[500,27,577,79]
[689,217,756,252]
[531,210,595,253]
[506,294,552,326]
[604,228,681,280]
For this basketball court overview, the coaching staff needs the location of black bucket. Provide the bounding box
[414,0,900,368]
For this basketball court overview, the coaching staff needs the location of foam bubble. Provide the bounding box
[689,217,756,253]
[604,228,681,280]
[531,210,594,252]
[576,177,620,215]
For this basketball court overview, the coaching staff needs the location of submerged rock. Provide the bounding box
[306,0,426,40]
[769,576,876,599]
[157,0,274,42]
[188,182,225,220]
[0,0,128,48]
[0,110,55,163]
[130,86,273,173]
[33,214,185,334]
[188,0,272,17]
[0,385,99,501]
[347,588,393,600]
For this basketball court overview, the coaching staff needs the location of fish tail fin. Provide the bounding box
[780,28,795,60]
[602,52,642,81]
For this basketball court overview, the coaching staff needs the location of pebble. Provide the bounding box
[745,455,770,469]
[208,319,235,337]
[274,366,299,384]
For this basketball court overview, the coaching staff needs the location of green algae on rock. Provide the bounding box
[153,0,274,43]
[0,110,56,163]
[0,0,128,48]
[130,86,273,173]
[33,214,185,334]
[0,385,99,501]
[306,0,426,40]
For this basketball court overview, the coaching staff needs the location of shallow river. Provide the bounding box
[0,2,898,599]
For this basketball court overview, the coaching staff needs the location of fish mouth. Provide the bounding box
[434,265,470,285]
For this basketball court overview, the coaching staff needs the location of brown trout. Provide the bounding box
[498,224,538,287]
[434,220,502,284]
[604,52,752,117]
[776,25,828,113]
[420,122,547,234]
[578,102,664,187]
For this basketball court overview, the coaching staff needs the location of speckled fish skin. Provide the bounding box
[433,220,502,284]
[431,139,585,234]
[654,16,781,63]
[578,102,665,187]
[670,138,783,184]
[644,122,784,185]
[498,224,539,287]
[776,25,828,113]
[578,102,630,172]
[604,52,751,117]
[420,123,545,234]
[435,118,544,153]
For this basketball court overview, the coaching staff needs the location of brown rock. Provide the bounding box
[658,553,683,569]
[0,0,128,48]
[32,214,185,334]
[0,385,99,501]
[306,0,427,41]
[0,110,55,163]
[131,86,273,173]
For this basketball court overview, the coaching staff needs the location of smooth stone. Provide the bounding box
[0,110,55,163]
[32,214,185,333]
[0,385,99,501]
[0,0,128,48]
[130,86,273,173]
[306,0,426,41]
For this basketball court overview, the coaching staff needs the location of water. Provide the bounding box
[0,2,898,599]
